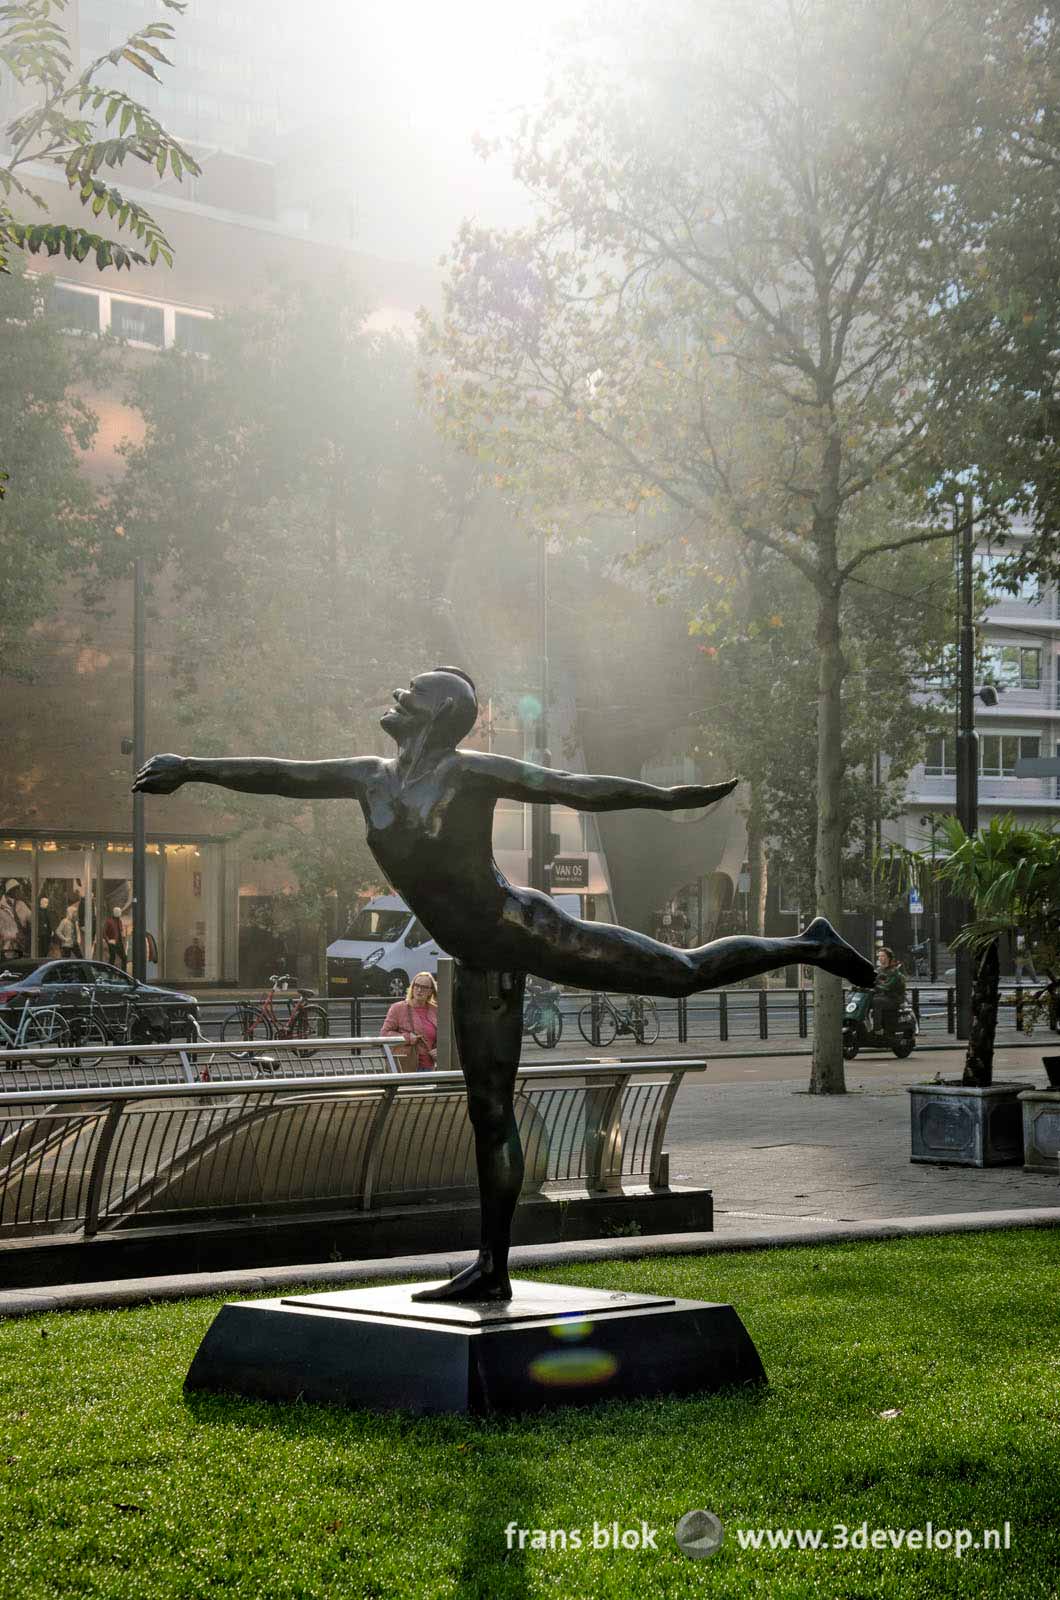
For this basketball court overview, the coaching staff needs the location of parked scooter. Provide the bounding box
[842,987,918,1059]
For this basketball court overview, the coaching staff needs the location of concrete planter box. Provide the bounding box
[1018,1088,1060,1173]
[908,1081,1035,1167]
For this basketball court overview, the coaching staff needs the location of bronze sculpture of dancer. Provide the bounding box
[135,667,874,1303]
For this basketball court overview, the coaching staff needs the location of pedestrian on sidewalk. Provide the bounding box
[382,972,438,1070]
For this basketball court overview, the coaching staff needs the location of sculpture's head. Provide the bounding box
[381,667,478,751]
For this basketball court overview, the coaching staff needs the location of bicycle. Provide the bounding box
[0,999,71,1064]
[522,979,563,1049]
[221,973,329,1044]
[577,992,660,1047]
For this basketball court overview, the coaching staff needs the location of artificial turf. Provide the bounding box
[0,1229,1057,1599]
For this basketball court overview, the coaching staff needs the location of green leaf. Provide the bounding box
[121,48,159,80]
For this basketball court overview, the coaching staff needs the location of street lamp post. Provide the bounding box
[131,557,147,981]
[952,493,1000,1038]
[529,532,552,895]
[918,812,943,983]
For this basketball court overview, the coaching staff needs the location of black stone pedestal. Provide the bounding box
[184,1279,766,1415]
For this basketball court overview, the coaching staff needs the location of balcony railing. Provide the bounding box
[985,591,1060,623]
[912,772,1058,803]
[977,681,1060,713]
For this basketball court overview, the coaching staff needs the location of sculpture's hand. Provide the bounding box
[133,754,188,794]
[669,778,739,809]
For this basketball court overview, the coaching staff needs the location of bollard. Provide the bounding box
[946,987,955,1033]
[591,991,602,1049]
[798,987,808,1038]
[678,996,688,1045]
[758,988,768,1040]
[719,991,728,1042]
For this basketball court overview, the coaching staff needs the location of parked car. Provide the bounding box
[0,957,199,1043]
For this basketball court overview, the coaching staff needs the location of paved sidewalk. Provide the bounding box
[666,1046,1058,1234]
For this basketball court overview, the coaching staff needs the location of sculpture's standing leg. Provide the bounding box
[412,964,526,1303]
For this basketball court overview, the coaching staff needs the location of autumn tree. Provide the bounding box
[685,528,953,933]
[919,0,1060,590]
[0,258,101,676]
[422,0,1017,1090]
[110,277,484,971]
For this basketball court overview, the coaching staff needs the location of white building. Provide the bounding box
[899,536,1060,852]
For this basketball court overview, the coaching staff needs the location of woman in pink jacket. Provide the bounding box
[381,971,438,1069]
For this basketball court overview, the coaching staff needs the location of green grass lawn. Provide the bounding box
[1,1230,1058,1599]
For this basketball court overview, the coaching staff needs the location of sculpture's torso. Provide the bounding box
[359,752,518,963]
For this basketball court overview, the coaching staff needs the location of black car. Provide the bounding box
[0,958,199,1043]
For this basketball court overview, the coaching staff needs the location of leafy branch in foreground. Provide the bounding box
[0,0,199,273]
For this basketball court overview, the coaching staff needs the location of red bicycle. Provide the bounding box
[221,974,329,1042]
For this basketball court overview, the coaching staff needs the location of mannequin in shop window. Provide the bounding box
[37,896,54,958]
[103,906,127,970]
[55,902,82,957]
[0,881,31,959]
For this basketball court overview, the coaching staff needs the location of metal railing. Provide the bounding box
[0,1035,399,1093]
[185,986,1053,1056]
[0,1057,702,1239]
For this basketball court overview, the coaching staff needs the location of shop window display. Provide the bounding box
[165,843,218,982]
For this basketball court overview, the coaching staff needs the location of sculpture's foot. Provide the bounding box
[799,917,876,988]
[411,1256,513,1304]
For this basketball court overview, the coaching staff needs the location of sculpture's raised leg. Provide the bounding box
[412,964,526,1303]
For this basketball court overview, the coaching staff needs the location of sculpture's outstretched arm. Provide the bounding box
[133,753,380,800]
[463,751,737,813]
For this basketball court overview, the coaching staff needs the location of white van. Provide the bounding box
[326,894,442,999]
[326,892,586,999]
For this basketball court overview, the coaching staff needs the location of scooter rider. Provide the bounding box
[872,947,906,1036]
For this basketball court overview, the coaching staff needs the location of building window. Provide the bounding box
[976,551,1041,604]
[926,733,1041,777]
[174,310,213,354]
[924,736,955,777]
[983,643,1042,691]
[110,297,165,347]
[50,284,101,334]
[979,733,1041,777]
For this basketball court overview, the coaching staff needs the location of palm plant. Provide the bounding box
[885,815,1060,1087]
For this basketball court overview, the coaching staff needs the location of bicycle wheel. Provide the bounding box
[22,1008,71,1065]
[578,1000,617,1047]
[531,1003,563,1049]
[290,1004,329,1041]
[70,1017,110,1068]
[633,998,660,1045]
[221,1007,272,1042]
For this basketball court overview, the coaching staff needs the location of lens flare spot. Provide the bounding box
[529,1348,618,1387]
[550,1317,594,1342]
[517,694,542,724]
